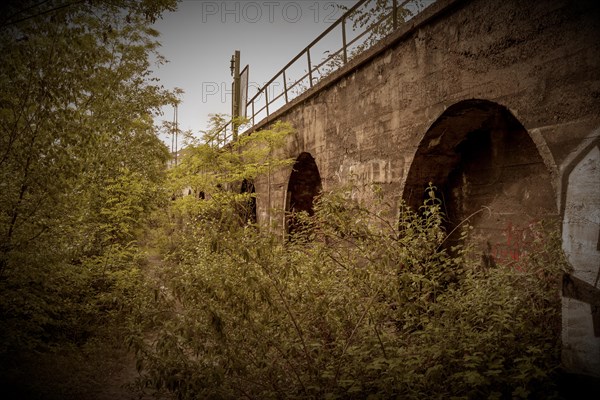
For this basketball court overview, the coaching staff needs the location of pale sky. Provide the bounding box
[151,0,357,145]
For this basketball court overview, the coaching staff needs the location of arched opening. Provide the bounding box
[403,99,557,263]
[286,152,322,235]
[240,179,257,224]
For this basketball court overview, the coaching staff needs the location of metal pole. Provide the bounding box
[170,106,175,163]
[174,104,178,166]
[307,48,313,87]
[283,70,289,103]
[342,17,348,64]
[233,50,240,141]
[393,0,398,30]
[265,87,270,117]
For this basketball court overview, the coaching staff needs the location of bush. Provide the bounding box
[131,183,567,399]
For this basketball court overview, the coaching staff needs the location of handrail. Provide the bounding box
[205,118,234,148]
[244,0,428,132]
[245,0,371,108]
[212,0,431,147]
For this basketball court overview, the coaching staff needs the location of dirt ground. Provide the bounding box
[0,343,167,400]
[0,252,171,400]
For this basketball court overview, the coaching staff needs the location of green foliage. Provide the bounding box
[0,0,177,354]
[132,182,567,399]
[6,2,568,399]
[167,117,294,218]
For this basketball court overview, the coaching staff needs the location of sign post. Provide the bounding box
[230,50,248,141]
[230,50,240,140]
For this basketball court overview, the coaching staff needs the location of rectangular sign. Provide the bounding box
[240,65,249,119]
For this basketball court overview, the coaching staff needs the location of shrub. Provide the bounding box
[132,184,567,399]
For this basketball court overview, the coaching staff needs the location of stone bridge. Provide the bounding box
[237,0,599,380]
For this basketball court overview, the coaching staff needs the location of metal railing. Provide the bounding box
[205,118,234,147]
[246,0,431,125]
[209,0,432,147]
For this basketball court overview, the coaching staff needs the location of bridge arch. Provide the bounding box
[285,152,322,235]
[403,99,558,262]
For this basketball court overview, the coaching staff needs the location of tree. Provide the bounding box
[168,115,293,228]
[0,0,177,353]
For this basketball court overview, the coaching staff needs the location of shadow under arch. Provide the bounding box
[402,99,558,263]
[285,152,323,236]
[240,179,257,224]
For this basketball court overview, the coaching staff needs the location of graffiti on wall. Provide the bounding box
[491,220,540,263]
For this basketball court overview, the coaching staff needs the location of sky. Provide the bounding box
[151,0,358,145]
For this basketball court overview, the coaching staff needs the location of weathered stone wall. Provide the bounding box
[248,0,600,376]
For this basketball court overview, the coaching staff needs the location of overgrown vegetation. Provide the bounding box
[1,2,570,399]
[130,122,569,399]
[0,0,177,397]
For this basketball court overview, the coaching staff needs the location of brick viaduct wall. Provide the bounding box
[244,0,600,377]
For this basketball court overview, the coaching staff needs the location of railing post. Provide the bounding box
[265,87,270,116]
[307,48,313,87]
[393,0,398,30]
[239,0,426,131]
[283,70,289,103]
[342,16,348,64]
